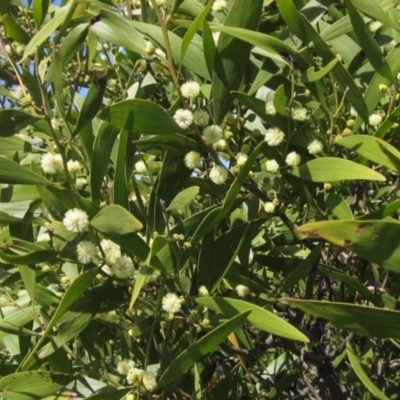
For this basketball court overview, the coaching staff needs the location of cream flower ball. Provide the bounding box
[193,109,210,126]
[181,81,201,100]
[184,151,201,169]
[264,128,285,146]
[369,113,382,127]
[76,241,97,264]
[265,159,279,173]
[173,108,193,129]
[209,165,228,185]
[285,151,301,167]
[162,293,182,314]
[41,153,63,174]
[63,208,90,233]
[307,140,323,155]
[203,125,223,145]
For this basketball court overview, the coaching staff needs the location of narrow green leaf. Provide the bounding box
[167,186,199,211]
[196,297,309,342]
[325,193,353,220]
[350,0,400,32]
[347,343,390,400]
[21,5,70,63]
[158,310,251,388]
[0,158,51,185]
[91,205,143,235]
[281,243,322,293]
[345,0,393,81]
[2,14,30,44]
[90,122,119,204]
[0,371,75,400]
[203,21,216,79]
[0,109,40,137]
[0,248,57,265]
[319,264,377,304]
[290,157,386,182]
[98,99,184,134]
[133,133,205,154]
[32,0,49,27]
[287,299,400,338]
[90,9,146,55]
[212,0,263,124]
[338,135,400,172]
[223,142,264,212]
[73,83,105,136]
[211,25,296,58]
[374,104,400,139]
[132,21,210,80]
[85,388,133,400]
[300,15,369,121]
[276,0,308,43]
[129,265,153,310]
[302,58,339,83]
[273,85,288,116]
[297,219,400,272]
[181,0,212,62]
[113,130,130,209]
[19,269,98,370]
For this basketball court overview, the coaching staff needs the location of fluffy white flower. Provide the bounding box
[193,109,210,126]
[67,160,81,174]
[41,153,63,174]
[198,285,209,296]
[135,160,147,174]
[184,151,201,169]
[264,202,276,213]
[77,241,97,264]
[173,109,193,129]
[111,255,134,279]
[265,101,276,116]
[265,159,279,173]
[264,128,285,146]
[236,152,248,167]
[292,107,308,121]
[285,151,301,167]
[212,139,226,151]
[181,81,201,100]
[162,293,182,314]
[369,113,383,126]
[236,284,249,297]
[307,140,323,155]
[117,359,135,375]
[127,367,144,384]
[99,239,121,265]
[212,0,227,12]
[63,208,89,233]
[209,165,228,185]
[142,370,157,391]
[203,125,223,144]
[369,20,382,33]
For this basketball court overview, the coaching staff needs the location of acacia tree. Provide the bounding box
[1,0,400,398]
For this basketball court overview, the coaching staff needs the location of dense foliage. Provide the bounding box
[1,0,400,398]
